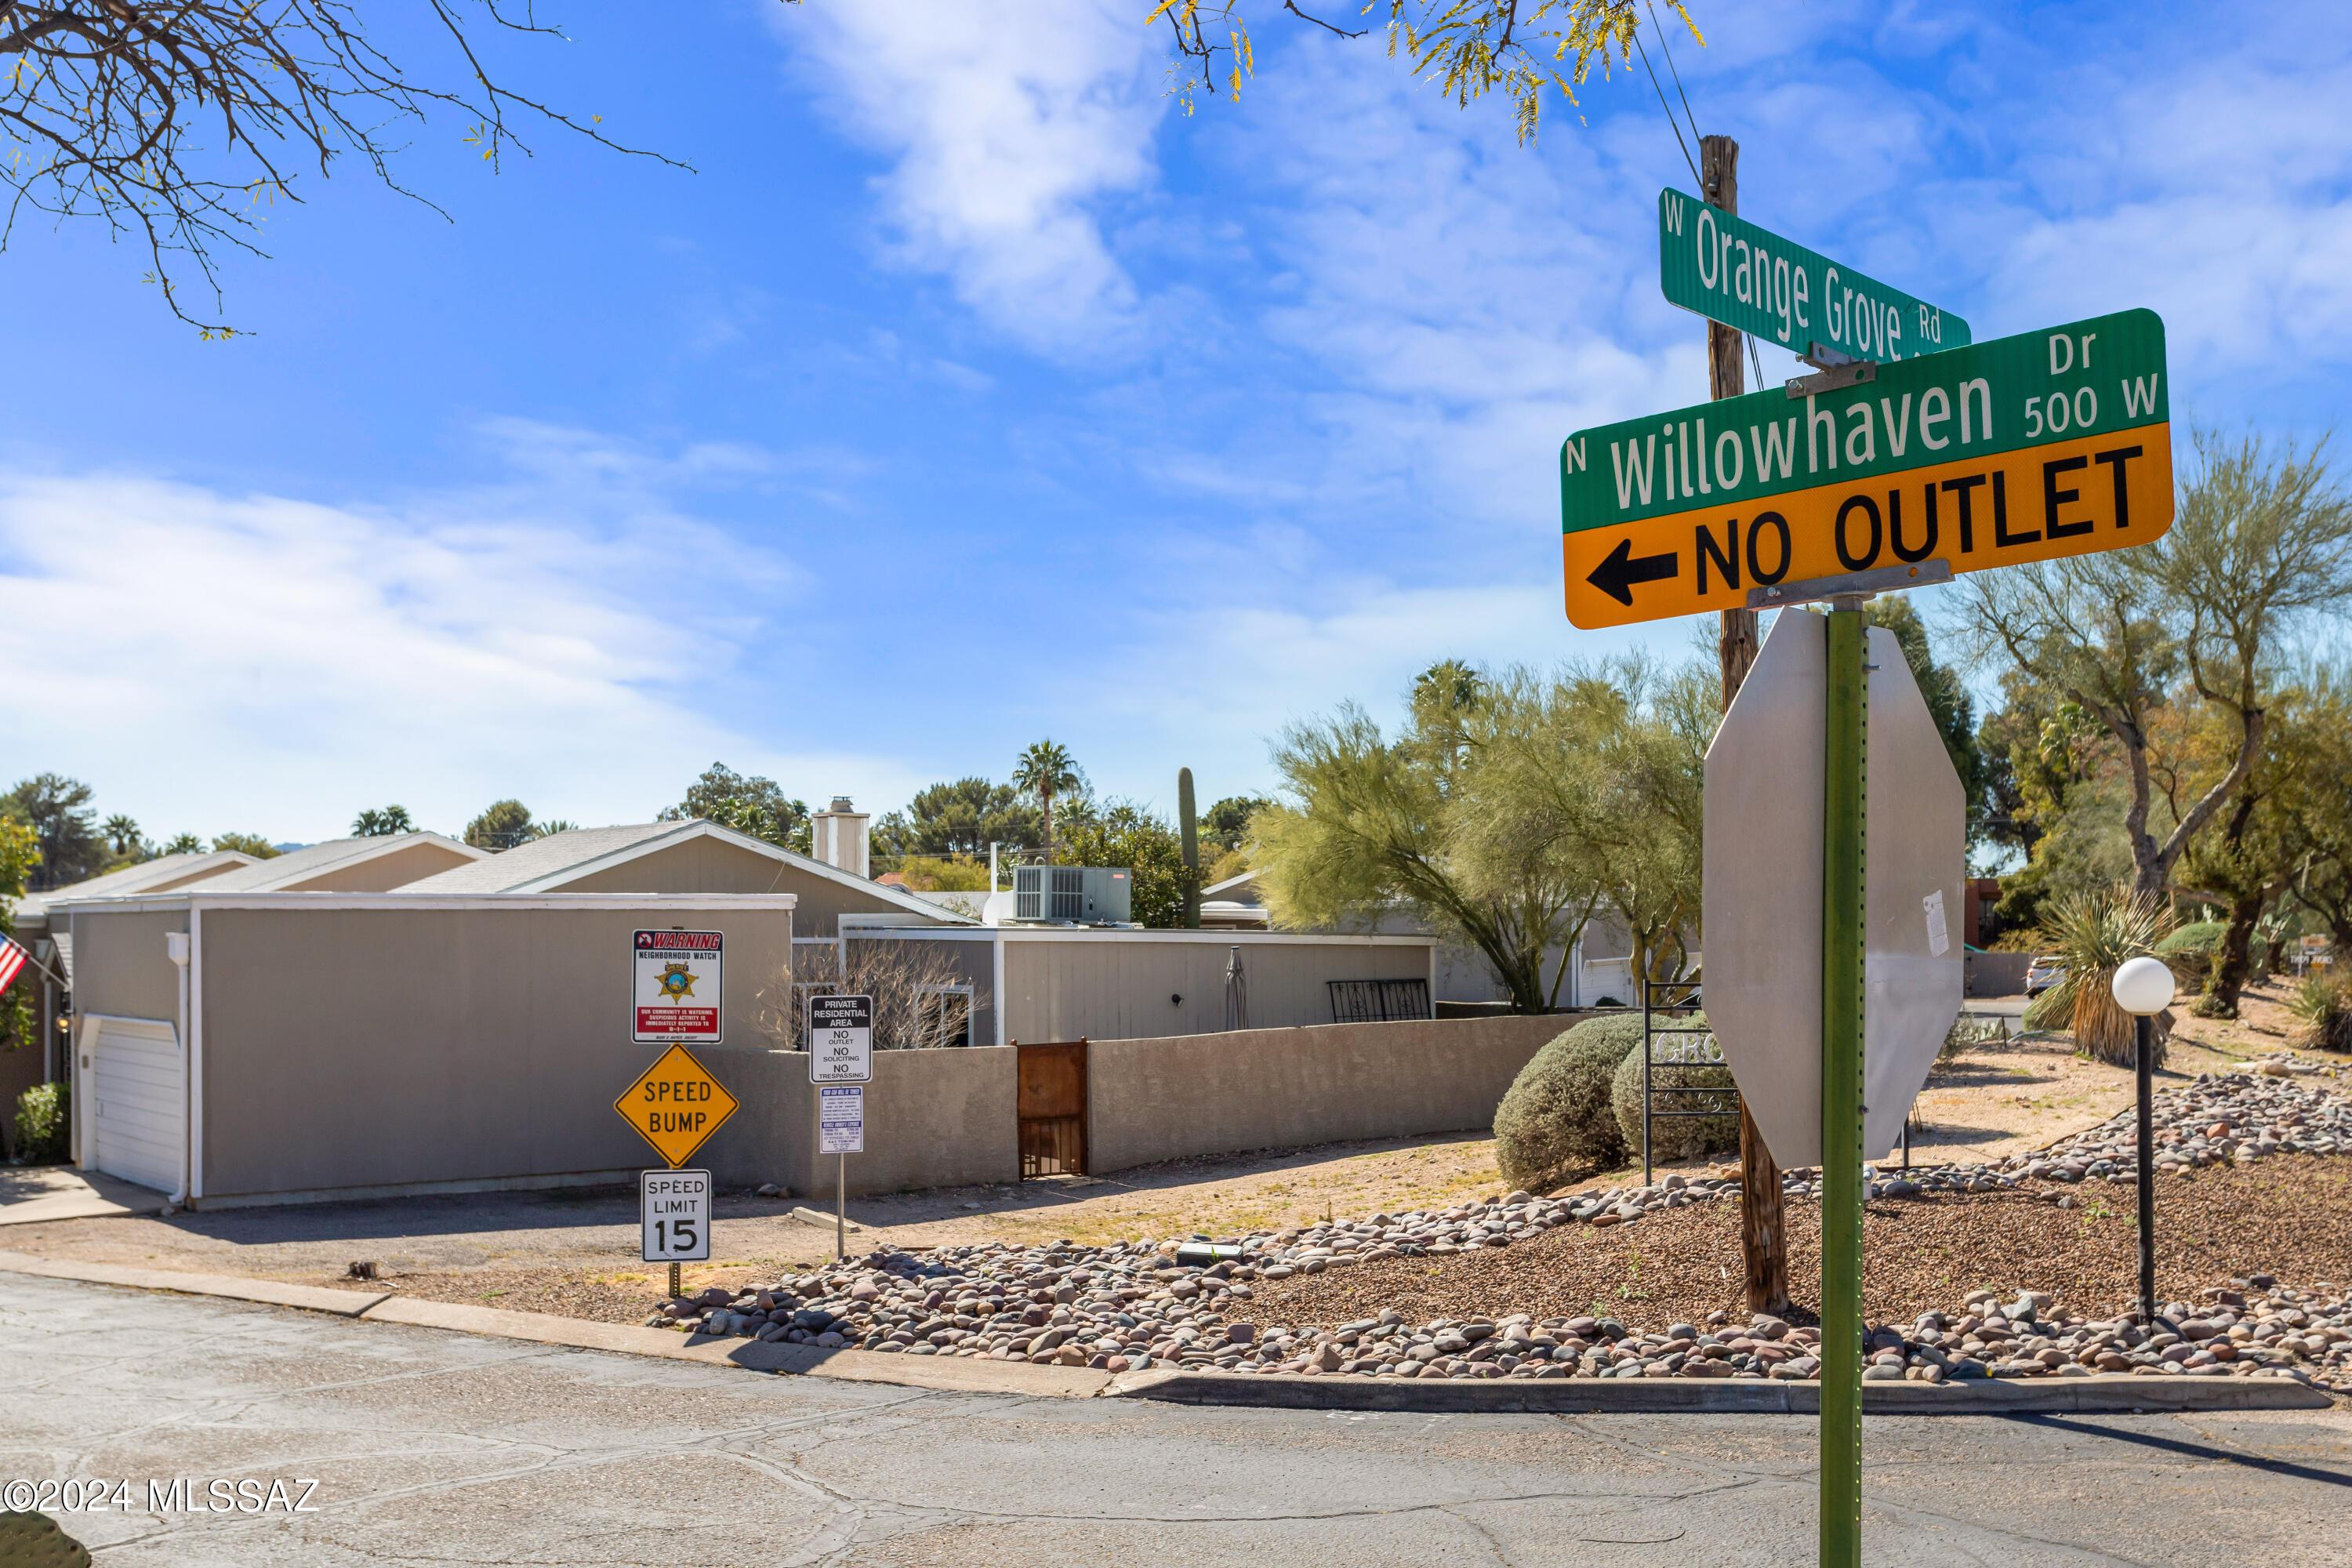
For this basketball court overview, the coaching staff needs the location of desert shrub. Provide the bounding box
[1609,1010,1740,1163]
[1940,1012,2009,1062]
[2290,971,2352,1054]
[2027,885,2173,1067]
[2155,921,2226,985]
[12,1082,69,1164]
[1492,1014,1646,1192]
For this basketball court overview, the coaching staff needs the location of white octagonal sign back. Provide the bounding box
[1702,609,1964,1167]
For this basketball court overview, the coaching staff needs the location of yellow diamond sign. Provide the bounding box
[614,1044,739,1168]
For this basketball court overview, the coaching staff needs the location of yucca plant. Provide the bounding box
[2022,885,2175,1067]
[2288,970,2352,1054]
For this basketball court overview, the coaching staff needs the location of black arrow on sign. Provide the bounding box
[1586,537,1679,606]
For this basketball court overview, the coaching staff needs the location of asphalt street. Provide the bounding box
[3,1272,2348,1567]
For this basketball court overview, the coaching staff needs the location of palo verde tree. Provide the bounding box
[1149,1,1700,143]
[1254,659,1616,1012]
[0,1,684,331]
[1956,429,2352,906]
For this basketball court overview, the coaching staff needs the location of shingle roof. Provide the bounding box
[193,833,476,892]
[394,820,971,923]
[394,823,684,894]
[14,850,256,921]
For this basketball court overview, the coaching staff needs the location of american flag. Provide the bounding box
[0,935,26,993]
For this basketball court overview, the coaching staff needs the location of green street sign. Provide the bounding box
[1657,187,1972,362]
[1559,307,2170,628]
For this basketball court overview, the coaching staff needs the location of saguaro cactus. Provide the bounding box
[1178,767,1202,929]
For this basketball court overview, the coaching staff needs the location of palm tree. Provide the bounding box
[102,814,143,857]
[1011,740,1084,864]
[351,804,416,837]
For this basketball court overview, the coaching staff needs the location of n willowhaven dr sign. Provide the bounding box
[1559,309,2172,629]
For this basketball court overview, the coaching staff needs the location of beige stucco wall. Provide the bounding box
[1000,934,1435,1043]
[194,903,793,1200]
[1087,1013,1572,1174]
[700,1043,1017,1196]
[67,906,187,1024]
[284,840,478,893]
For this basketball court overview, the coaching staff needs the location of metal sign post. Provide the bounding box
[817,1084,864,1261]
[809,993,873,1264]
[1820,604,1867,1568]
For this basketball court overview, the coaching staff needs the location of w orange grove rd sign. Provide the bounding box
[615,1043,739,1167]
[1559,308,2171,630]
[1657,187,1970,358]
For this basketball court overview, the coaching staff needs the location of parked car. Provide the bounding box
[2024,953,2065,997]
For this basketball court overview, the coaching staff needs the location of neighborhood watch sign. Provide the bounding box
[1556,309,2172,629]
[632,929,724,1044]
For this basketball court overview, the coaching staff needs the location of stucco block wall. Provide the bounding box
[194,904,793,1200]
[67,906,187,1024]
[1001,935,1435,1043]
[1087,1013,1571,1174]
[701,1044,1016,1196]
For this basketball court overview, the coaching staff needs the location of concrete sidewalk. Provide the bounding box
[0,1165,167,1225]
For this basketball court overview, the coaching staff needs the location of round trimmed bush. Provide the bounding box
[2156,920,2226,985]
[1492,1014,1647,1193]
[1608,1010,1740,1163]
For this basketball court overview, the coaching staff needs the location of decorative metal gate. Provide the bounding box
[1640,977,1739,1184]
[1327,978,1432,1024]
[1016,1039,1088,1178]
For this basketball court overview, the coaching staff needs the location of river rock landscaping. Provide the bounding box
[650,1067,2352,1393]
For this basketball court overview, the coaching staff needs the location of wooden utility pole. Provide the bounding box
[1701,132,1789,1316]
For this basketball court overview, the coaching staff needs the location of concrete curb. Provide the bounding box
[1110,1370,2337,1414]
[0,1250,391,1317]
[0,1250,2332,1413]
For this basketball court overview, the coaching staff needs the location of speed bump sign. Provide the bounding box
[615,1044,739,1167]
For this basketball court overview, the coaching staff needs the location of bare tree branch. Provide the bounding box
[0,2,691,332]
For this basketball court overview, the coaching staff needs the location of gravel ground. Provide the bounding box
[639,1071,2352,1393]
[1254,1156,2352,1331]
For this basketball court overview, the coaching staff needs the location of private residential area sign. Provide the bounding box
[1558,308,2172,629]
[614,1043,740,1167]
[808,993,874,1083]
[1657,187,1971,361]
[633,929,723,1044]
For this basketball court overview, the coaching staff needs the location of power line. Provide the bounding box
[1629,29,1700,189]
[1644,0,1705,152]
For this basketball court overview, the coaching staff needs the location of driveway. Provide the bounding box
[3,1272,2347,1566]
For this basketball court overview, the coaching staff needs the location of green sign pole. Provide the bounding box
[1820,605,1867,1568]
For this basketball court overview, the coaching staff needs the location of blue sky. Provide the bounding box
[2,1,2347,844]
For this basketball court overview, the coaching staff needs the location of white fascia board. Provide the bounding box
[182,893,799,913]
[851,926,1434,947]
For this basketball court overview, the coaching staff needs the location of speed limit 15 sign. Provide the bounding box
[641,1168,710,1262]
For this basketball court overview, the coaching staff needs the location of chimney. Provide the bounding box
[811,796,869,878]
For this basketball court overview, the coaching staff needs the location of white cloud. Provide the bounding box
[775,0,1166,357]
[0,431,924,841]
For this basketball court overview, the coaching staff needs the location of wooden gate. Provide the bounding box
[1016,1039,1087,1178]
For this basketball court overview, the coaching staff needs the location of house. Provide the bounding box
[391,819,964,934]
[1179,868,1611,1010]
[2,850,259,1153]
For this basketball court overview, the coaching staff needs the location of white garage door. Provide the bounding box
[91,1018,180,1193]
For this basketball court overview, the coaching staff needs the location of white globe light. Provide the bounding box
[2111,956,2176,1017]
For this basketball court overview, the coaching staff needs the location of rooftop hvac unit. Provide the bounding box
[1010,865,1132,924]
